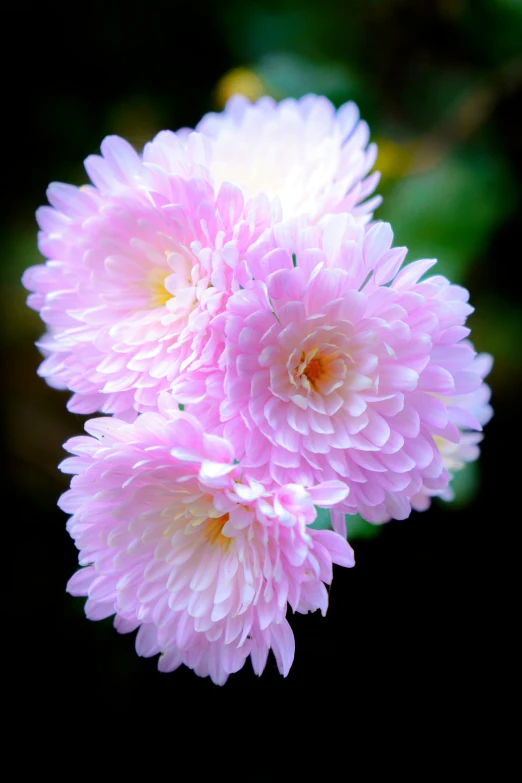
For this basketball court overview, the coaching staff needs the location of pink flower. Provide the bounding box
[22,94,380,419]
[195,93,381,223]
[190,214,487,527]
[411,353,493,511]
[23,135,274,418]
[61,395,354,685]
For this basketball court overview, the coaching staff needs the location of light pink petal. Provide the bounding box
[308,481,349,507]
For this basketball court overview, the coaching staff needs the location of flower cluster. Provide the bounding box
[23,94,492,684]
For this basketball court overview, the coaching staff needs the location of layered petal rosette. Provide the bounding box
[195,93,381,222]
[201,215,487,525]
[23,135,274,417]
[61,395,354,685]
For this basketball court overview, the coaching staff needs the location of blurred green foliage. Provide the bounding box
[311,508,383,540]
[379,151,515,283]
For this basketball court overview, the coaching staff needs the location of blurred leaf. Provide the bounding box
[468,297,522,391]
[256,52,360,104]
[221,4,329,62]
[311,507,382,540]
[346,513,382,540]
[0,226,41,285]
[311,506,332,530]
[403,66,478,131]
[443,460,480,508]
[493,0,522,10]
[378,150,516,283]
[462,0,522,62]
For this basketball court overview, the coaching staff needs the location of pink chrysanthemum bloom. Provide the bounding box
[22,135,274,417]
[61,395,353,685]
[195,93,381,223]
[177,215,487,527]
[411,353,493,511]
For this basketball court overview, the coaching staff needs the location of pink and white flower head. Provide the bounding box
[194,93,381,223]
[192,214,488,527]
[61,394,354,685]
[411,353,493,511]
[23,134,274,418]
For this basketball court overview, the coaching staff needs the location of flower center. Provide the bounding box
[304,357,323,384]
[204,513,231,550]
[147,268,171,308]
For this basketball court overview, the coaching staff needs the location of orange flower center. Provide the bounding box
[304,357,323,384]
[204,513,231,550]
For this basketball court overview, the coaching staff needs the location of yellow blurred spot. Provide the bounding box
[375,138,419,182]
[215,68,266,109]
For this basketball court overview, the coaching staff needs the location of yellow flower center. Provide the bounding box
[147,268,171,308]
[204,513,231,550]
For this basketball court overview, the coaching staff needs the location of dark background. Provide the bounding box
[2,0,520,708]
